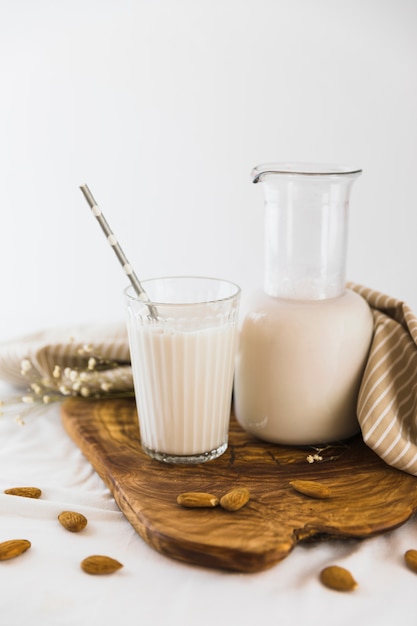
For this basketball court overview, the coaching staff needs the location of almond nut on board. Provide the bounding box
[220,488,250,511]
[177,492,219,508]
[81,555,123,575]
[4,487,42,499]
[0,539,31,561]
[289,479,332,499]
[58,511,88,532]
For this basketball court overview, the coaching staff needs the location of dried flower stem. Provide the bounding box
[306,442,350,464]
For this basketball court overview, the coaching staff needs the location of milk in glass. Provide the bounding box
[129,323,237,457]
[125,277,241,464]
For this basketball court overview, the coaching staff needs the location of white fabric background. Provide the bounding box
[1,1,417,624]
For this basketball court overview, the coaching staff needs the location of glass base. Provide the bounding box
[142,442,228,464]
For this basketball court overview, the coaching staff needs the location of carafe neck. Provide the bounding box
[252,163,362,300]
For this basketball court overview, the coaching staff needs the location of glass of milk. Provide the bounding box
[124,276,241,464]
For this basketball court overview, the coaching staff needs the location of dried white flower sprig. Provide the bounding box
[0,342,133,425]
[305,443,350,464]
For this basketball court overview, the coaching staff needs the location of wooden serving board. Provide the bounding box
[61,398,417,573]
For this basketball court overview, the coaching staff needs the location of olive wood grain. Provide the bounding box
[61,398,417,573]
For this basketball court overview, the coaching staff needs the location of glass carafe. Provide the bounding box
[234,163,374,445]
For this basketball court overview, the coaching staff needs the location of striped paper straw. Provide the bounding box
[79,184,158,319]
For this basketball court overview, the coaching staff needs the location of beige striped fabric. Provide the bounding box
[0,323,133,394]
[349,282,417,476]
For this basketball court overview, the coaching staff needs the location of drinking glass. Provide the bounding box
[124,276,241,463]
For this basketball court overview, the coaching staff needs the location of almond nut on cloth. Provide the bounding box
[349,282,417,476]
[0,323,133,397]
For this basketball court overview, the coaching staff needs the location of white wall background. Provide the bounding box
[0,0,416,341]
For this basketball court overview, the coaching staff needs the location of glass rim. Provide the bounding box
[252,162,362,182]
[124,275,241,307]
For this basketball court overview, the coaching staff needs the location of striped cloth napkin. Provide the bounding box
[0,285,416,476]
[348,283,417,476]
[0,323,133,395]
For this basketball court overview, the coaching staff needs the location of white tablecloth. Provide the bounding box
[1,383,417,626]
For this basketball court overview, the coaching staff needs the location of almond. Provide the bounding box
[289,479,332,499]
[0,539,31,561]
[320,565,358,591]
[177,492,219,508]
[58,511,88,532]
[404,549,417,573]
[4,487,42,499]
[81,555,123,575]
[220,488,250,511]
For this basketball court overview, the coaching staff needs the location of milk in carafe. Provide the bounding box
[234,163,374,445]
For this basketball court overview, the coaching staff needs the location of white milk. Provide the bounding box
[234,289,374,445]
[129,323,238,458]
